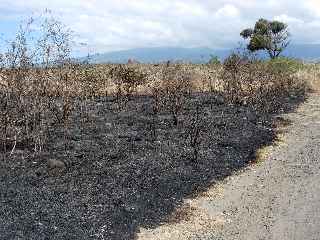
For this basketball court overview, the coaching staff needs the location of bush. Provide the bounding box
[110,64,147,99]
[266,57,304,75]
[0,14,74,155]
[208,55,221,65]
[221,53,307,113]
[156,64,194,126]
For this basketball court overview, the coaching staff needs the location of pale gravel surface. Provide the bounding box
[138,93,320,240]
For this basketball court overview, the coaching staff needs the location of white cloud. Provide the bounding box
[215,4,240,18]
[274,14,304,24]
[305,0,320,17]
[0,0,319,54]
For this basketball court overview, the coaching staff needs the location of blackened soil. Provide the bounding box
[0,93,304,240]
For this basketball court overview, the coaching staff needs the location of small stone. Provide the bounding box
[125,204,139,213]
[216,96,225,105]
[106,134,114,139]
[246,111,258,123]
[118,131,142,141]
[12,150,25,155]
[47,159,66,169]
[35,168,45,177]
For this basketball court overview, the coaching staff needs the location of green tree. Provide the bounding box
[240,18,290,59]
[208,55,221,65]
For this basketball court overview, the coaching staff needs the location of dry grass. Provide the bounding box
[221,55,309,113]
[296,64,320,92]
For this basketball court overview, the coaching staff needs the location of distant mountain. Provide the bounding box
[80,45,320,64]
[81,47,231,64]
[283,44,320,61]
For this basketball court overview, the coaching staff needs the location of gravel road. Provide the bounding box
[138,93,320,240]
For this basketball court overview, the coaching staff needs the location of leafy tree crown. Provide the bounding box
[240,18,290,59]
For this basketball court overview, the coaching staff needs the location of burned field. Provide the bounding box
[0,88,304,239]
[0,13,317,240]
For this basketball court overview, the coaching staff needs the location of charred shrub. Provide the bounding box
[222,53,246,104]
[184,103,206,162]
[221,53,307,113]
[0,14,74,155]
[156,64,194,126]
[111,65,147,98]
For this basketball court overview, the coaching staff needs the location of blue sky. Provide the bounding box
[0,0,320,55]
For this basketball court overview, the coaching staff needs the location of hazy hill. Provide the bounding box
[284,44,320,61]
[82,47,231,64]
[81,44,320,64]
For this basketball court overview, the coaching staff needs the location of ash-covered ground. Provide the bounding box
[0,93,303,239]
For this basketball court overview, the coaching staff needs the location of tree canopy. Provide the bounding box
[240,18,290,59]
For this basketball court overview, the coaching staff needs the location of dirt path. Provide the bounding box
[137,93,320,240]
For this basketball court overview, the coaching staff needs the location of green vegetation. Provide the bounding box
[266,57,304,74]
[240,18,290,59]
[208,55,221,65]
